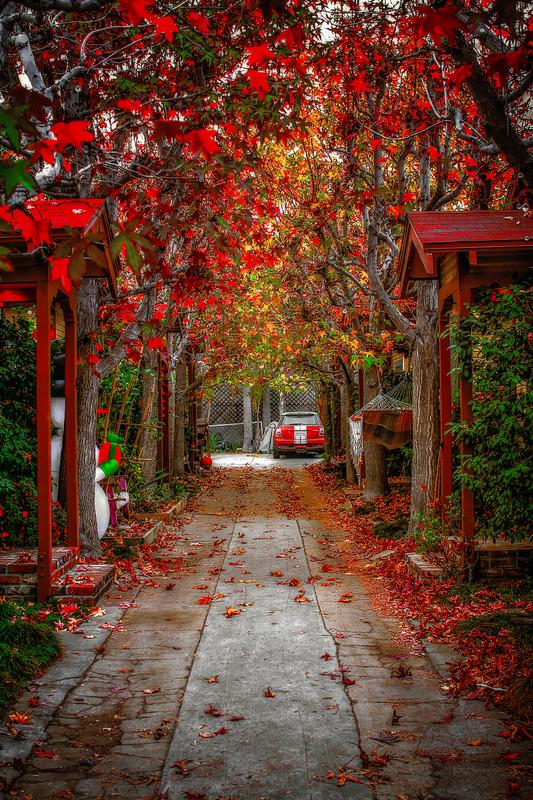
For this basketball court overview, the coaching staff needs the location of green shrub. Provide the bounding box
[0,600,60,717]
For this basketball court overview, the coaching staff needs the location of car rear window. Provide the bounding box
[280,413,320,426]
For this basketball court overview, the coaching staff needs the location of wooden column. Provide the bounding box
[63,302,79,549]
[36,283,52,601]
[438,305,453,516]
[458,286,474,544]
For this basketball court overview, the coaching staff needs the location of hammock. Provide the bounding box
[348,375,413,480]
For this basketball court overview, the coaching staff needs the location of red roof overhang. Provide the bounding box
[0,198,118,295]
[398,211,533,297]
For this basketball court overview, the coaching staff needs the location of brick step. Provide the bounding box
[53,563,114,605]
[0,546,78,577]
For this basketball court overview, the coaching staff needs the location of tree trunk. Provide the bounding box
[242,386,253,452]
[172,352,186,479]
[363,366,389,501]
[138,347,159,484]
[341,381,356,484]
[76,278,101,556]
[262,384,271,428]
[408,281,440,532]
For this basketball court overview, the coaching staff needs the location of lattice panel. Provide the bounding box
[283,386,317,413]
[210,383,244,425]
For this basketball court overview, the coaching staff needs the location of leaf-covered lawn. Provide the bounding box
[307,464,533,724]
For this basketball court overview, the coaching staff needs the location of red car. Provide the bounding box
[272,412,324,458]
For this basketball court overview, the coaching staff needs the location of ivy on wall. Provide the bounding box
[448,282,532,542]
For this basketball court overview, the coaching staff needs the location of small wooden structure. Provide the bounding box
[0,199,116,600]
[398,210,533,543]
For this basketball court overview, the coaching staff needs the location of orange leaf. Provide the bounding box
[225,606,242,618]
[338,592,353,603]
[197,594,213,605]
[8,711,30,725]
[467,739,482,746]
[263,688,276,698]
[270,570,283,576]
[206,675,219,683]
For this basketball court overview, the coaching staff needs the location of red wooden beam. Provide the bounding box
[157,353,170,478]
[458,286,475,546]
[438,308,453,517]
[63,303,79,548]
[36,283,52,602]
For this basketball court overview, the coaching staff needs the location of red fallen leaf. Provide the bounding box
[27,696,42,707]
[264,688,276,698]
[225,606,242,618]
[438,750,462,763]
[321,564,334,572]
[206,675,219,683]
[142,687,160,695]
[184,791,206,799]
[198,726,228,738]
[338,592,353,603]
[467,739,483,746]
[321,652,333,661]
[197,594,213,605]
[8,711,30,724]
[342,676,356,686]
[204,705,222,717]
[34,749,55,758]
[294,593,310,603]
[501,752,521,760]
[227,714,245,721]
[335,632,345,639]
[369,754,389,766]
[193,584,209,590]
[337,775,361,786]
[270,570,283,576]
[173,759,190,775]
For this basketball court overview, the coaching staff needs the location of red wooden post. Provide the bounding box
[438,306,453,516]
[36,283,52,601]
[157,352,170,478]
[63,302,79,549]
[458,286,475,544]
[188,357,197,471]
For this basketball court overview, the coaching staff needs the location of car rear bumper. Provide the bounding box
[274,443,324,453]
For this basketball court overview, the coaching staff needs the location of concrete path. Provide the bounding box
[2,459,527,800]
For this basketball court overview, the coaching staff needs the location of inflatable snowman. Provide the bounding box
[51,357,129,538]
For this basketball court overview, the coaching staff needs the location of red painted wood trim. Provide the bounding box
[36,283,52,602]
[157,353,171,478]
[458,286,475,544]
[64,312,79,548]
[438,311,453,517]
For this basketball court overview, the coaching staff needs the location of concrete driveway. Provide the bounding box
[212,452,324,469]
[3,463,522,800]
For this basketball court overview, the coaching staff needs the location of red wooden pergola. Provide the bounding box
[398,210,533,544]
[0,199,116,600]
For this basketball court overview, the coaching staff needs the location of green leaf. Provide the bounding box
[0,159,36,196]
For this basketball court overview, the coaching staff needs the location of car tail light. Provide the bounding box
[319,426,324,435]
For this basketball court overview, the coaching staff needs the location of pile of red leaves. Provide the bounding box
[306,464,533,719]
